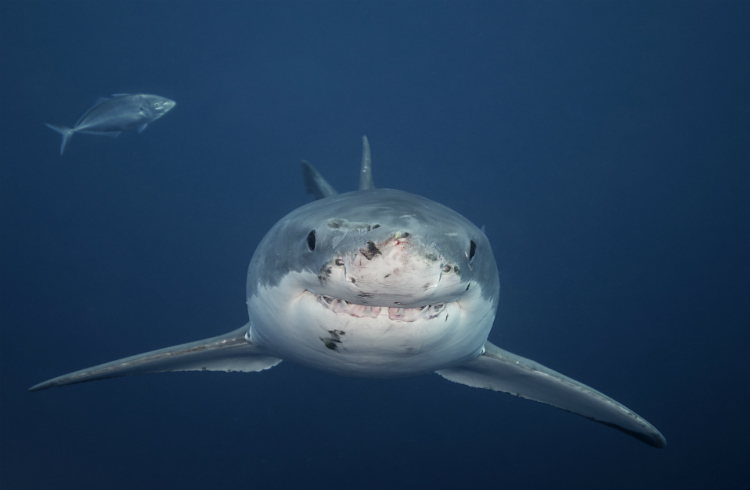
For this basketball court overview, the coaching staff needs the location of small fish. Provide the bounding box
[45,93,176,155]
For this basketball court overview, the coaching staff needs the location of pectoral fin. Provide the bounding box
[437,341,666,448]
[29,324,281,391]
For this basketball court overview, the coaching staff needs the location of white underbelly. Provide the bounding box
[247,282,494,378]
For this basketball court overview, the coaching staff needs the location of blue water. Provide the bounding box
[1,1,748,488]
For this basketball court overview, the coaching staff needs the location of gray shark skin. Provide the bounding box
[45,93,176,155]
[30,136,666,448]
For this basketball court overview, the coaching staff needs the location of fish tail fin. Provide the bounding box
[45,123,74,155]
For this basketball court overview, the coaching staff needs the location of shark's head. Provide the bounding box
[246,189,500,377]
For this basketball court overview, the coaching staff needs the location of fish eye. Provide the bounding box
[306,230,316,251]
[442,264,452,273]
[469,240,477,261]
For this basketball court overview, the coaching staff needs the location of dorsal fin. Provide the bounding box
[358,135,374,190]
[73,96,111,127]
[301,160,338,200]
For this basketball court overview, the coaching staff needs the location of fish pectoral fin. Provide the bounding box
[137,123,148,134]
[436,341,666,448]
[29,324,282,392]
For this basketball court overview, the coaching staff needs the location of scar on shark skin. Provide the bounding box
[361,241,381,260]
[320,329,346,350]
[318,264,333,284]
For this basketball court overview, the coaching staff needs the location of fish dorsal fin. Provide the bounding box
[301,160,338,199]
[74,97,111,127]
[358,135,374,190]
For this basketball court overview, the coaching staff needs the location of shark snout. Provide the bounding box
[334,233,456,305]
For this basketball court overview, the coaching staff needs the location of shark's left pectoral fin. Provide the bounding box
[29,324,281,392]
[437,341,666,448]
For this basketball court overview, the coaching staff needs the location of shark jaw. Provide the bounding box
[246,268,495,378]
[315,293,448,322]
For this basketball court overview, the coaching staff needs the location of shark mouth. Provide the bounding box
[316,294,447,322]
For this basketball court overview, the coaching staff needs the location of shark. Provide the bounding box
[30,136,666,448]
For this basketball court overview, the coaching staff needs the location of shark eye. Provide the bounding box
[442,264,452,273]
[306,230,316,251]
[469,240,477,261]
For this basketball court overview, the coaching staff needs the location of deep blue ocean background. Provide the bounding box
[1,2,748,488]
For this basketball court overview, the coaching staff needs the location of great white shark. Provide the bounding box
[30,136,666,448]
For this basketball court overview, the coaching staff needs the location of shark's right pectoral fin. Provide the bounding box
[29,324,282,391]
[436,341,666,448]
